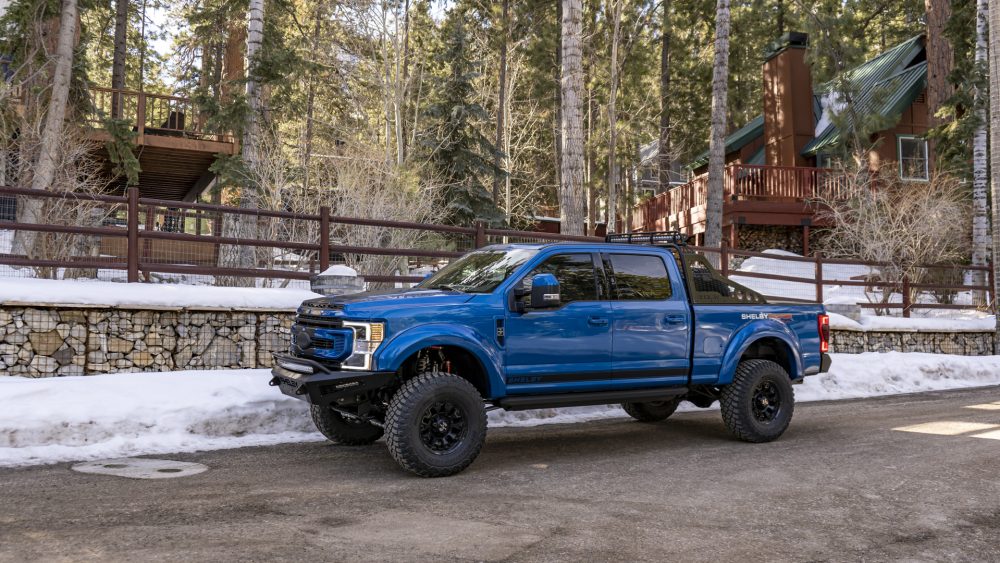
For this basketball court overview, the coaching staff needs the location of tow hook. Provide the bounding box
[268,376,280,387]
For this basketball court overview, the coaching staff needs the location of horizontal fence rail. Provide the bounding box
[0,186,602,289]
[0,185,993,316]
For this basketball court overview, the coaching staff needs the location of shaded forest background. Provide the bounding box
[0,0,985,232]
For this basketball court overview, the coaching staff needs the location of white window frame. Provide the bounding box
[897,135,929,181]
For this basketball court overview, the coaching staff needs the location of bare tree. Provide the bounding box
[493,0,509,205]
[971,0,990,305]
[989,0,1000,352]
[1,103,114,279]
[704,0,731,256]
[315,145,443,284]
[559,0,586,236]
[11,0,79,259]
[816,167,971,314]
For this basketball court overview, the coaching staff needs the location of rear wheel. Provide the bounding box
[719,359,794,443]
[622,398,681,422]
[385,372,487,477]
[310,404,384,445]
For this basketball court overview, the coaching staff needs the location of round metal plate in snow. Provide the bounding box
[71,458,208,479]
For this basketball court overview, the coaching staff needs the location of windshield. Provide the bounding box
[418,249,537,293]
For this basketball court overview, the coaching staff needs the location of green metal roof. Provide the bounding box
[745,145,765,166]
[803,35,926,156]
[688,114,764,170]
[682,34,926,167]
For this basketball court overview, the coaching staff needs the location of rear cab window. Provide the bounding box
[606,253,672,300]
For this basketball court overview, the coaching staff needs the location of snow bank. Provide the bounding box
[0,277,320,309]
[829,313,996,332]
[2,352,1000,468]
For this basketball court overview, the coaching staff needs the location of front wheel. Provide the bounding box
[719,359,794,443]
[385,372,487,477]
[310,404,384,445]
[622,398,681,422]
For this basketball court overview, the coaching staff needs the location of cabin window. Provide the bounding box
[897,136,929,181]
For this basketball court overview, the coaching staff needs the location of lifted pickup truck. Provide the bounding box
[270,232,831,477]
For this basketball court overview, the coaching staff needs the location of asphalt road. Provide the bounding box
[3,387,1000,562]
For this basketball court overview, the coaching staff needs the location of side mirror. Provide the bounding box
[529,273,561,309]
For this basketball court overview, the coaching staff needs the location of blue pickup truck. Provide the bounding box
[270,232,831,477]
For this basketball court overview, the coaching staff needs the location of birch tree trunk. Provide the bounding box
[705,0,731,257]
[658,0,671,194]
[301,10,322,194]
[559,0,586,236]
[988,0,1000,352]
[12,0,78,259]
[971,0,989,305]
[606,0,623,234]
[243,0,264,176]
[493,0,509,205]
[111,0,128,118]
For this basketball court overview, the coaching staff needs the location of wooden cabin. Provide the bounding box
[632,33,931,254]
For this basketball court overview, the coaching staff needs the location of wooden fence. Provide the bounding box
[0,186,992,316]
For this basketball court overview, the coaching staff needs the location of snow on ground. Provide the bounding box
[730,249,994,326]
[0,277,320,309]
[3,352,1000,468]
[0,229,11,254]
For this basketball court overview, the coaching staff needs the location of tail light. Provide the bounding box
[818,314,830,353]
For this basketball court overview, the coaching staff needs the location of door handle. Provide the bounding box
[665,315,686,324]
[588,316,609,327]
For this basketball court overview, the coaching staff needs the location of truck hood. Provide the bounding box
[303,288,476,318]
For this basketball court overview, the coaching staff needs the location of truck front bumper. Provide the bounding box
[269,354,396,407]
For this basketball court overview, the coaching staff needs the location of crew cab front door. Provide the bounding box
[504,252,613,394]
[605,252,691,386]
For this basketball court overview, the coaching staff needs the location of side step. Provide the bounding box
[497,387,688,411]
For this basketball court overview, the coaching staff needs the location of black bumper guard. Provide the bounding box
[269,354,395,407]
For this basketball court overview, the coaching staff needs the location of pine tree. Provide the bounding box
[420,10,503,227]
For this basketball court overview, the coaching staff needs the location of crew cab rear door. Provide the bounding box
[504,252,613,393]
[604,252,691,386]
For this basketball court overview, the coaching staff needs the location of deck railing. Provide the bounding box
[88,87,230,143]
[632,164,850,233]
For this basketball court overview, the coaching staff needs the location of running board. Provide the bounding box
[497,387,688,411]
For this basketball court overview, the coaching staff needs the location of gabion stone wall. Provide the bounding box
[829,329,995,356]
[1,305,995,377]
[1,306,294,376]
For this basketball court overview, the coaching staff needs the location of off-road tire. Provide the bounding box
[622,398,682,422]
[720,359,794,443]
[385,372,487,478]
[310,404,384,445]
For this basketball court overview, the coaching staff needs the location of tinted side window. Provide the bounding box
[523,254,599,303]
[608,254,672,300]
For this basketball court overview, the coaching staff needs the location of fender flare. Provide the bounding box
[717,319,803,385]
[375,323,505,398]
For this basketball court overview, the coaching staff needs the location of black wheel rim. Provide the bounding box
[751,380,782,423]
[419,400,468,454]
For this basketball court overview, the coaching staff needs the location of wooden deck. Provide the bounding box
[87,87,238,201]
[631,164,848,237]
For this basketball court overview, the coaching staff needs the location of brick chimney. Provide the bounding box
[763,32,813,168]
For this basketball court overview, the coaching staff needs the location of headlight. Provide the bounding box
[341,321,384,371]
